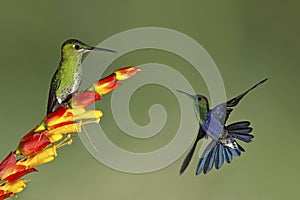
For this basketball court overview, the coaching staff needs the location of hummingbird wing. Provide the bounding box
[211,104,232,125]
[226,78,268,107]
[211,78,268,124]
[47,69,60,114]
[179,126,206,175]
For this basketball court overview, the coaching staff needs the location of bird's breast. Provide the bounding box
[56,65,82,103]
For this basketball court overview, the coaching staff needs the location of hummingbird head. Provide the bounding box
[175,89,209,108]
[195,94,209,111]
[175,89,209,120]
[61,39,116,60]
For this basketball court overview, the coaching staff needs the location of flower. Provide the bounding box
[0,152,16,179]
[114,66,140,80]
[44,107,102,129]
[4,168,37,184]
[71,91,101,108]
[43,106,75,128]
[93,74,121,95]
[0,152,37,183]
[44,106,68,126]
[0,179,28,199]
[19,135,72,169]
[18,145,57,169]
[45,122,78,143]
[18,130,51,156]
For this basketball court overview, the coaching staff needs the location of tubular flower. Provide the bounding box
[17,136,72,170]
[70,91,101,108]
[43,107,102,129]
[17,146,57,169]
[31,108,103,148]
[0,191,13,200]
[4,168,36,184]
[0,179,28,199]
[114,66,140,80]
[43,106,68,127]
[0,152,16,179]
[19,108,101,156]
[18,130,51,156]
[45,123,79,143]
[44,106,76,128]
[0,152,36,183]
[93,74,121,95]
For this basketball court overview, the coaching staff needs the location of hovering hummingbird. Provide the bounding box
[177,78,268,175]
[47,39,116,114]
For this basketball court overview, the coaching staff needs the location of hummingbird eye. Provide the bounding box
[73,44,81,50]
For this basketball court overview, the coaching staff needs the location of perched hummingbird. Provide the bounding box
[177,78,268,175]
[47,39,116,114]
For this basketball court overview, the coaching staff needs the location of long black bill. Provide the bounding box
[175,89,197,101]
[90,46,117,53]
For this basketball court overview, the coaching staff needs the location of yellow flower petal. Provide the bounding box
[0,179,28,195]
[46,123,80,143]
[19,146,57,168]
[46,108,85,127]
[74,110,103,121]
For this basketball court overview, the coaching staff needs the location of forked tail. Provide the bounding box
[196,121,254,175]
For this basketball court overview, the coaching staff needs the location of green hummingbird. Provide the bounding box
[177,78,268,175]
[47,39,116,114]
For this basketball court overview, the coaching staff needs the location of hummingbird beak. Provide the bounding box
[175,89,197,101]
[89,46,117,53]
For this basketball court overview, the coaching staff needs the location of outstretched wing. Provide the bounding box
[226,78,268,107]
[211,78,268,124]
[211,104,232,125]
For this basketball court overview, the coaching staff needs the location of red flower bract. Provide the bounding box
[44,106,68,125]
[4,168,37,183]
[114,66,140,80]
[19,130,51,156]
[0,192,13,200]
[71,91,101,108]
[93,74,122,95]
[0,153,15,179]
[0,152,37,183]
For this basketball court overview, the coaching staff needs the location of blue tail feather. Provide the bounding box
[215,144,224,169]
[196,141,216,175]
[236,142,245,152]
[223,146,232,163]
[203,145,217,174]
[228,146,241,157]
[196,138,246,175]
[227,121,254,143]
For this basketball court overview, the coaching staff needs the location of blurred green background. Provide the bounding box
[0,0,299,199]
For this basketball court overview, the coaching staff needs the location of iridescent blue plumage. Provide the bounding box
[177,78,267,175]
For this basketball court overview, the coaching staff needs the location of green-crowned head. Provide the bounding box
[195,94,209,110]
[61,39,116,59]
